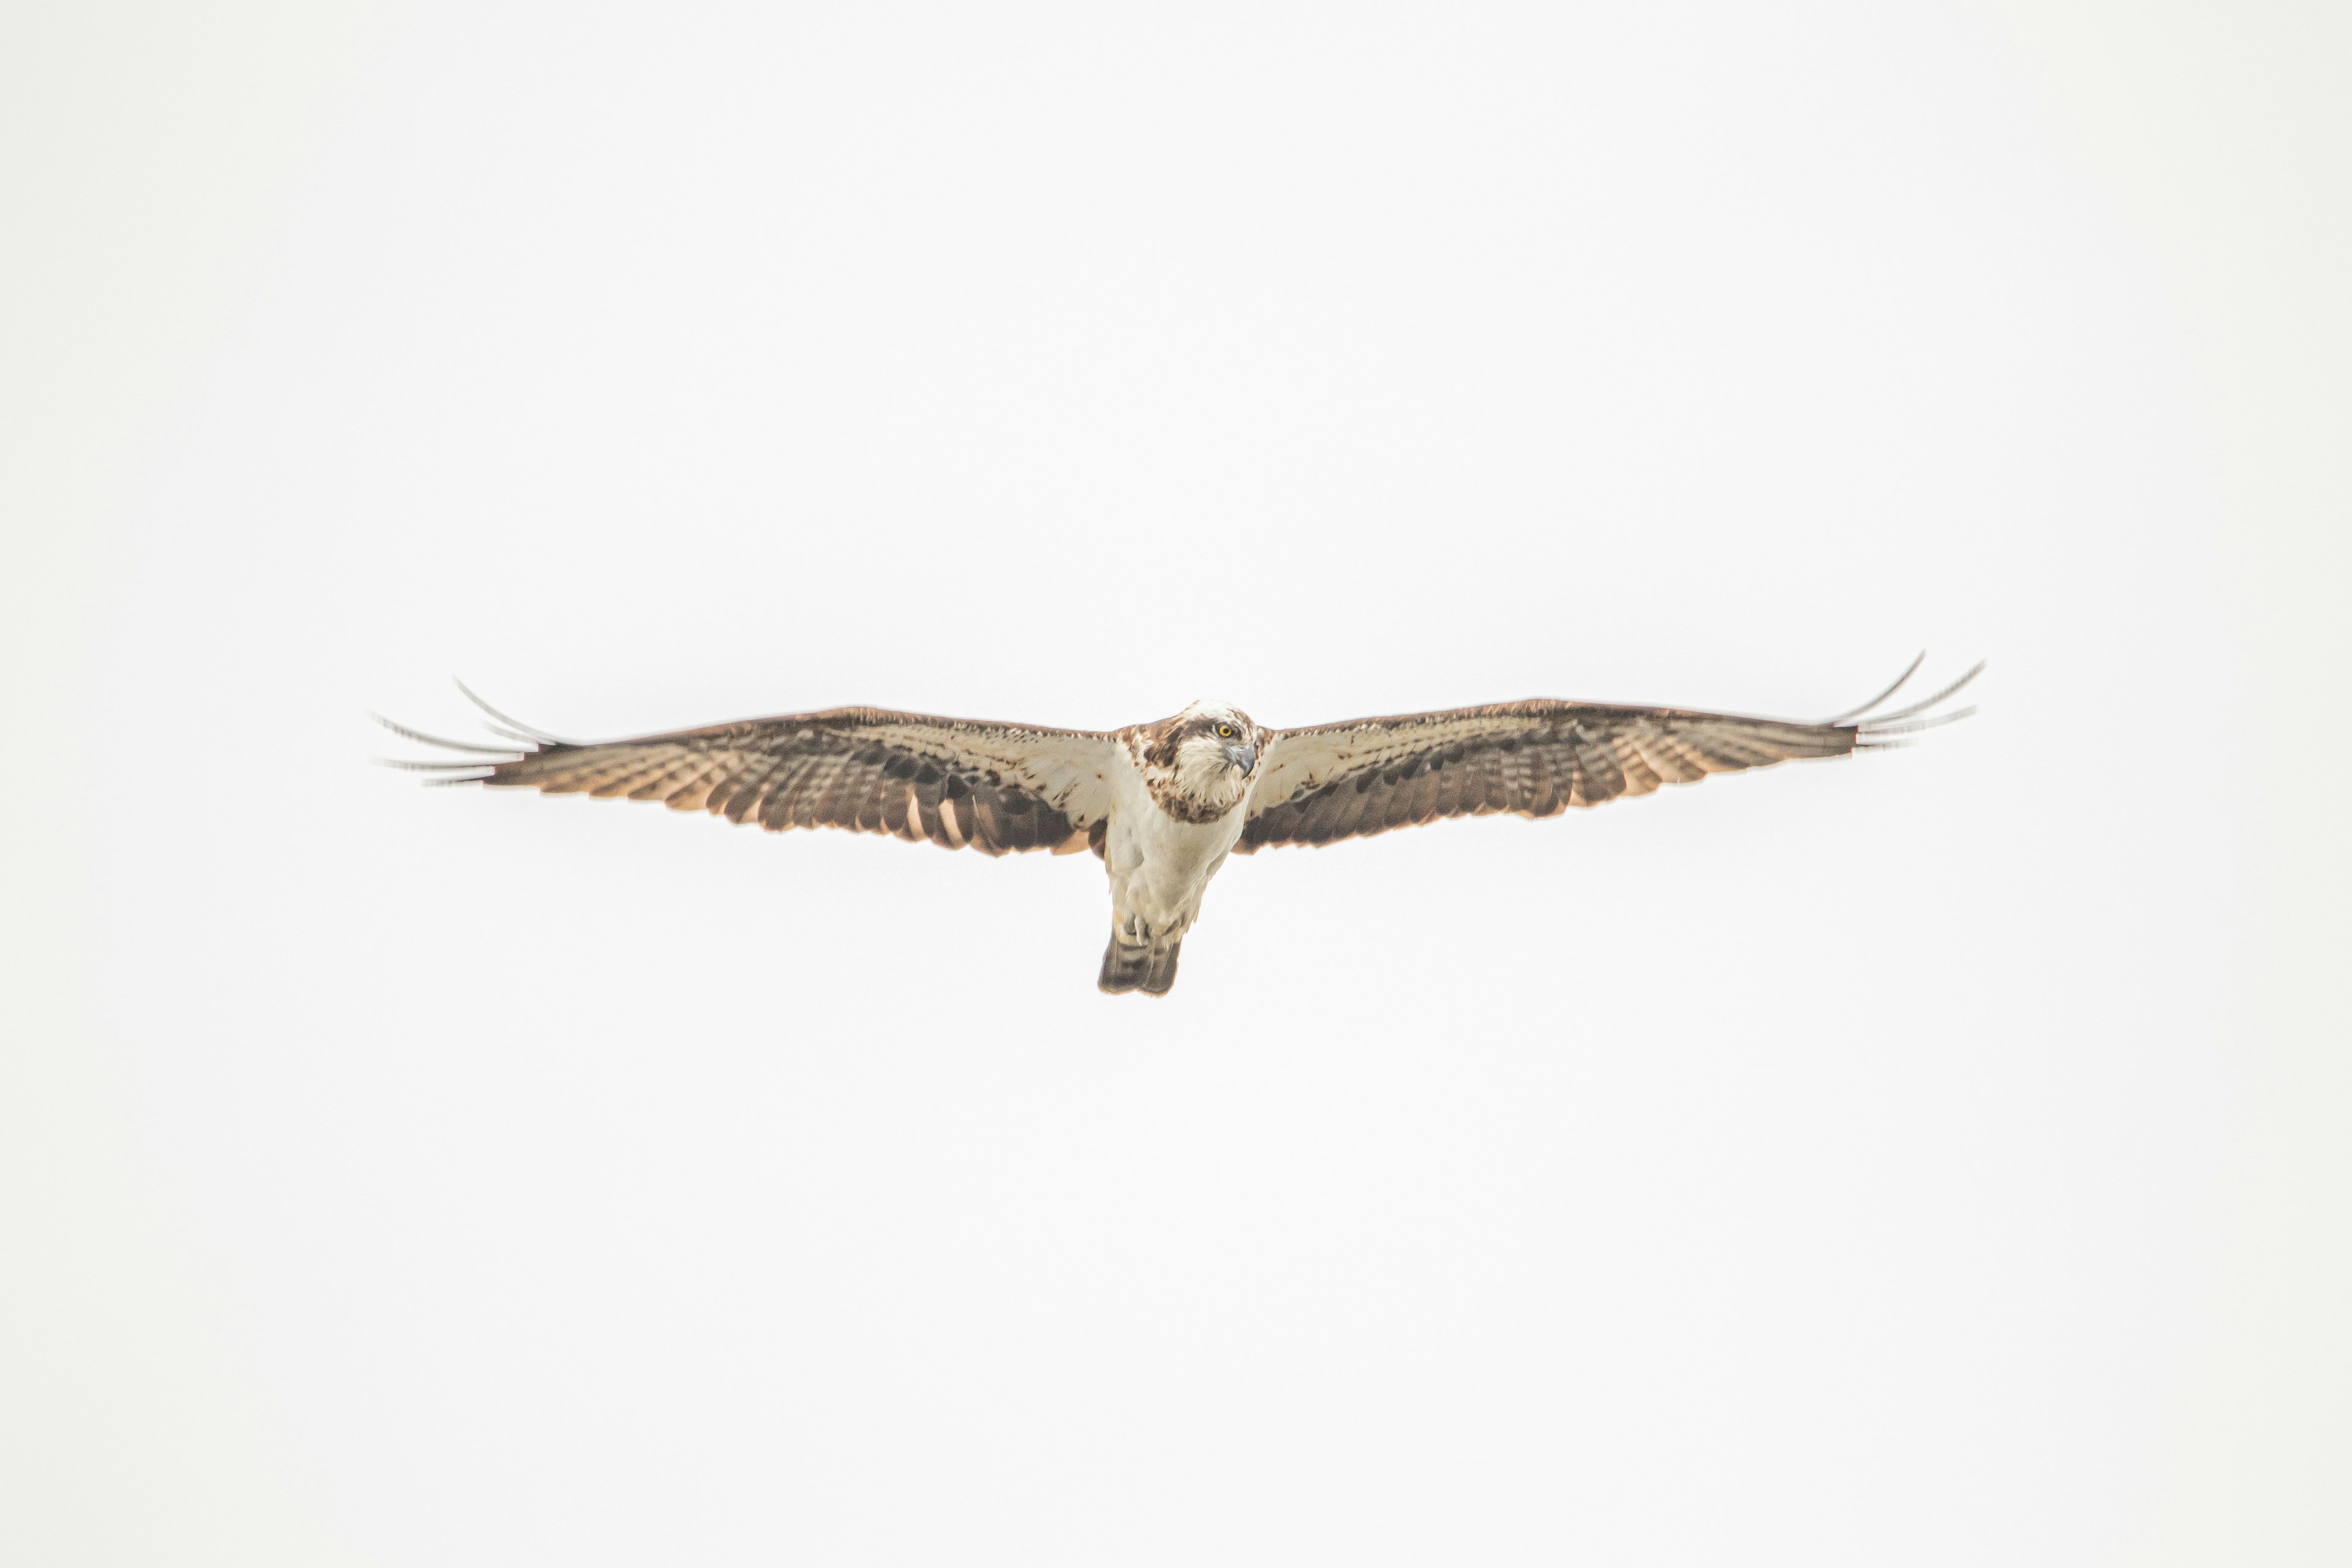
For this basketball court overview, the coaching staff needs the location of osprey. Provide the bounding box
[382,656,1978,995]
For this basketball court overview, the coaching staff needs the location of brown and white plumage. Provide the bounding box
[380,657,1978,995]
[379,700,1120,857]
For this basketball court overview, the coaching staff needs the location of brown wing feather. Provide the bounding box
[1235,690,1934,853]
[390,706,1119,857]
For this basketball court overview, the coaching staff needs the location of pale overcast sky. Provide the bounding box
[5,4,2345,1564]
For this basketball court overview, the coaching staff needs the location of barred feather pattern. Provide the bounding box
[1235,701,1863,852]
[383,659,1974,867]
[402,709,1122,859]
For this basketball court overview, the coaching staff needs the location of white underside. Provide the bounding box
[1102,749,1251,946]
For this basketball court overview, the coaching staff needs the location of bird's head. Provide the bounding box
[1137,701,1266,820]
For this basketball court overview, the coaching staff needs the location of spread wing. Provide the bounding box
[380,688,1122,857]
[1236,657,1978,853]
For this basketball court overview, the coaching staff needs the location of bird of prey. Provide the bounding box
[380,656,1978,995]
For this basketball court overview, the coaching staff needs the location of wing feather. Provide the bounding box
[658,761,725,812]
[1235,663,1977,853]
[383,703,1123,856]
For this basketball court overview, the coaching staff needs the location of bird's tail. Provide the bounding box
[1098,935,1182,997]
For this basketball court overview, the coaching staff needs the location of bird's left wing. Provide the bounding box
[382,696,1123,857]
[1237,660,1977,852]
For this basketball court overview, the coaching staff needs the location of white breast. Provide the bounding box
[1102,748,1250,940]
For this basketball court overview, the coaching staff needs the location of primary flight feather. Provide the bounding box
[380,656,1979,995]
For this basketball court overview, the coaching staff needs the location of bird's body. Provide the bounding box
[383,659,1977,995]
[1097,704,1262,991]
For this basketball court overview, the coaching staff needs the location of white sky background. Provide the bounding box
[4,3,2345,1565]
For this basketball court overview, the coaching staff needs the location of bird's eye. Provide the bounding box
[1218,724,1232,737]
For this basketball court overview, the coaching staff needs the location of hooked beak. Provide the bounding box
[1223,741,1258,777]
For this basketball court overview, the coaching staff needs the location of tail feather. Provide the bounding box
[1098,935,1182,997]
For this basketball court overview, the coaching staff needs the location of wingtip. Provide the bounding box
[1864,660,1985,727]
[1855,704,1978,745]
[370,708,527,756]
[1824,650,1929,725]
[451,677,579,746]
[369,754,500,776]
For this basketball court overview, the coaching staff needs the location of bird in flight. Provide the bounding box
[380,655,1978,995]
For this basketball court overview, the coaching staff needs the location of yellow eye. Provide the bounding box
[1218,724,1233,737]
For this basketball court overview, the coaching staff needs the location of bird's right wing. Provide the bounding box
[380,693,1125,857]
[1237,657,1978,851]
